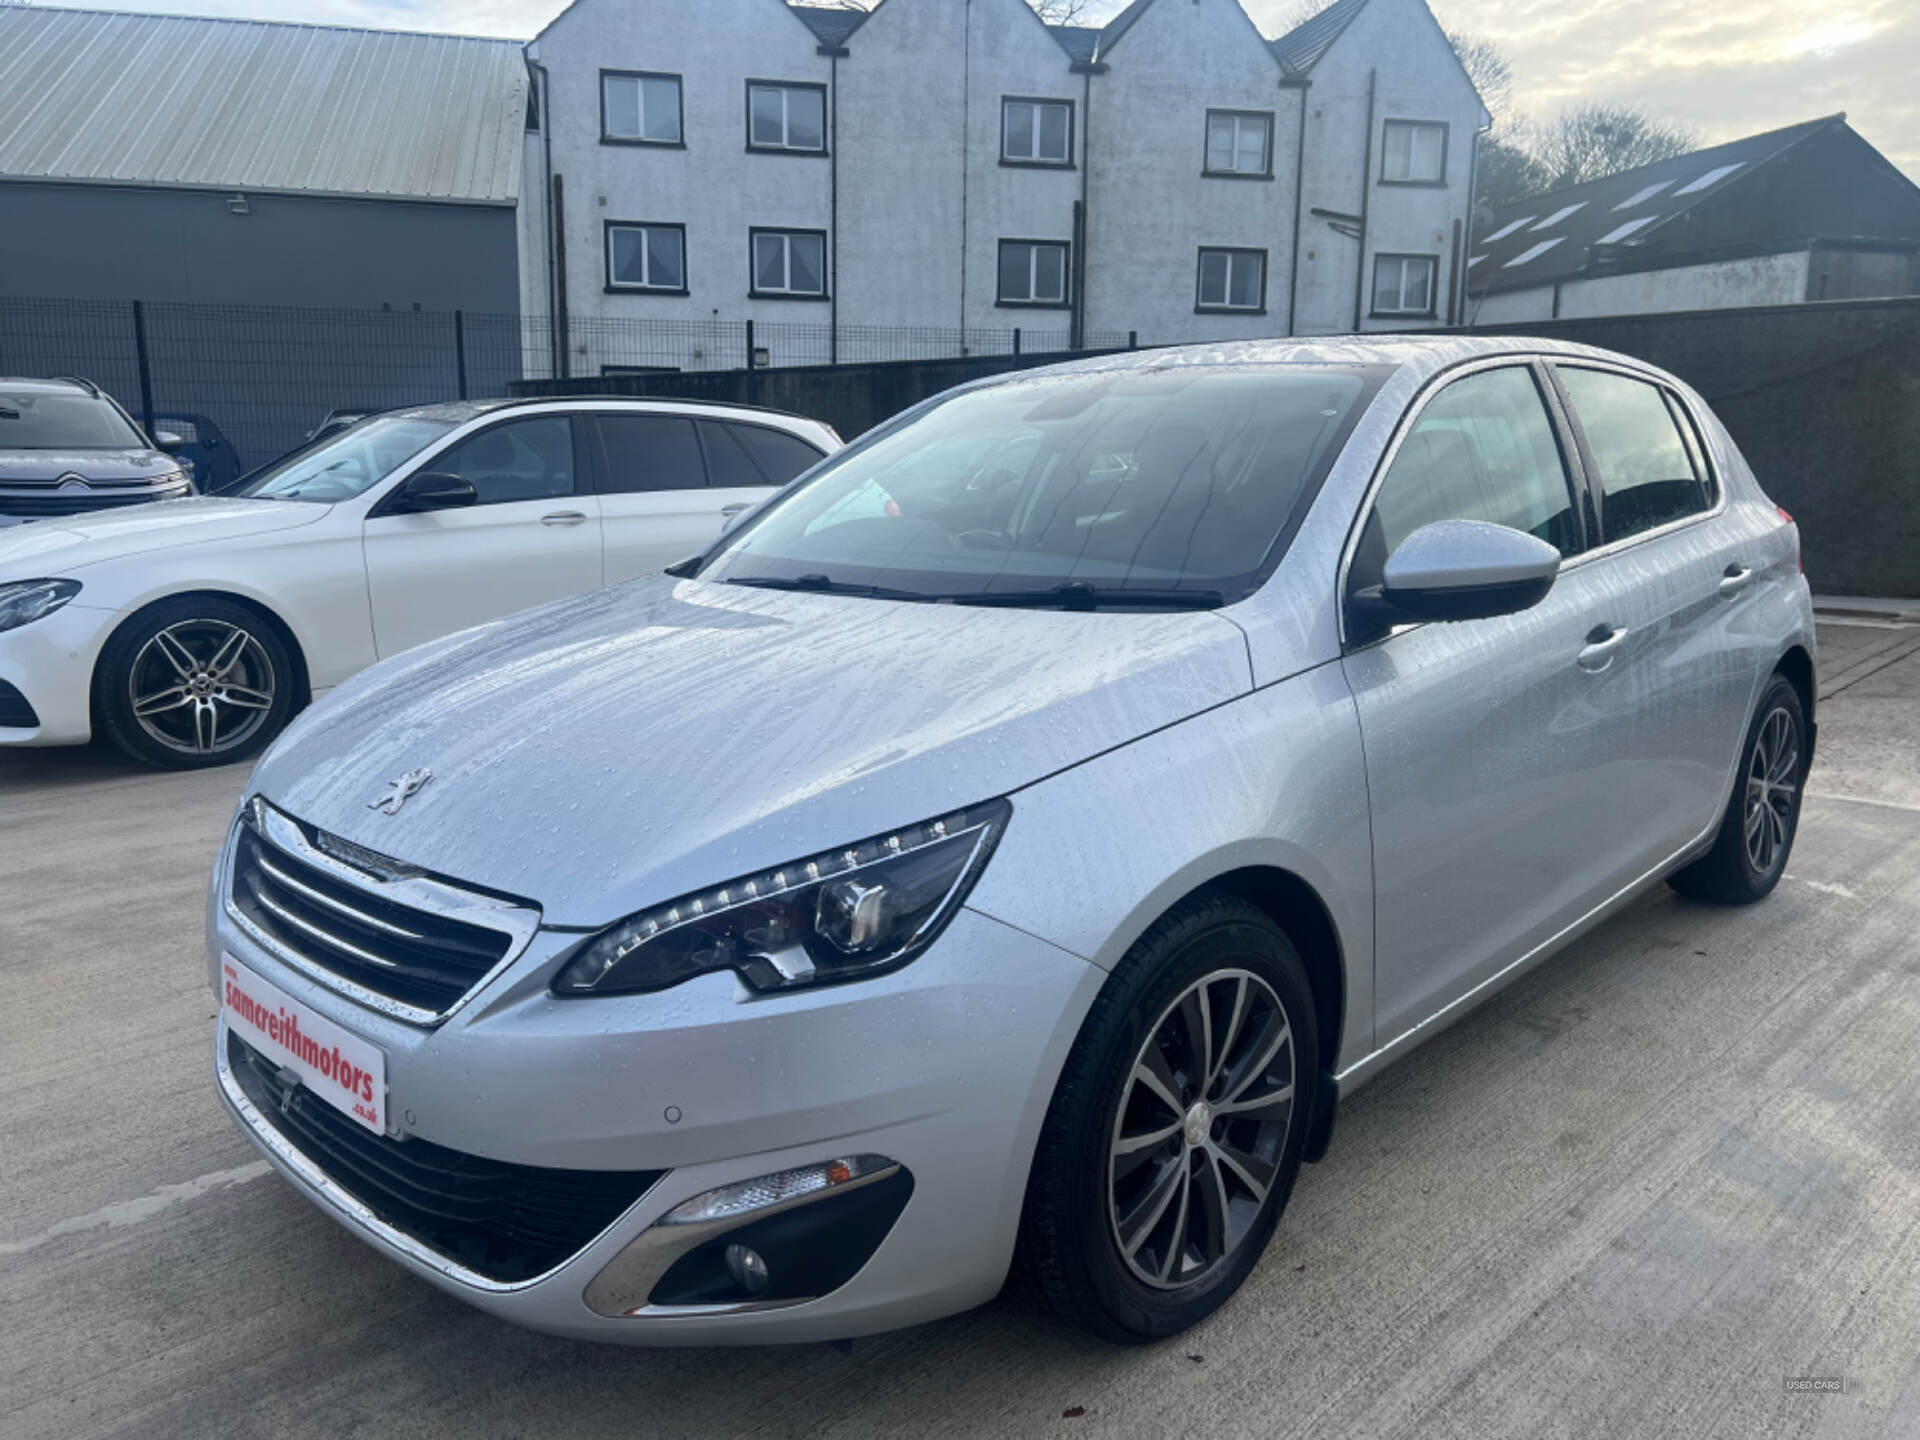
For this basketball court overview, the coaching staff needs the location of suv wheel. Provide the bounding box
[1667,674,1807,903]
[1020,894,1317,1343]
[96,597,297,769]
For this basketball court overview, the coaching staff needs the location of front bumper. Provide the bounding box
[211,882,1102,1344]
[0,600,117,745]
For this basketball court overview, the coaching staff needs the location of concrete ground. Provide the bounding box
[3,618,1917,1440]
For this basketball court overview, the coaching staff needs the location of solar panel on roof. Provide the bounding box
[1503,237,1566,268]
[1613,180,1675,211]
[1673,163,1744,196]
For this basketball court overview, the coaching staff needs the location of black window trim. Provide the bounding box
[748,226,831,302]
[1202,107,1276,181]
[999,95,1077,169]
[1194,245,1269,315]
[369,413,584,518]
[995,237,1073,309]
[600,68,686,149]
[1542,359,1726,557]
[744,78,830,156]
[1369,252,1441,319]
[604,219,690,295]
[1378,117,1450,188]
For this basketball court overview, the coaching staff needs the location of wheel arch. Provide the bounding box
[1776,643,1815,728]
[90,588,314,722]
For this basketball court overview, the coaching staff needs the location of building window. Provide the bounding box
[998,240,1070,306]
[747,81,827,153]
[1371,254,1438,317]
[1002,98,1073,167]
[1196,248,1267,312]
[1204,110,1273,178]
[602,70,683,146]
[751,229,828,298]
[606,222,687,293]
[1380,120,1447,184]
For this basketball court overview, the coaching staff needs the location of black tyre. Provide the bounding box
[95,596,298,770]
[1019,893,1317,1343]
[1667,674,1807,904]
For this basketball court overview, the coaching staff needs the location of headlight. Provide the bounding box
[0,579,81,634]
[553,798,1010,998]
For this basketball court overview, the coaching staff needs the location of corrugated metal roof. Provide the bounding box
[0,6,527,205]
[1468,115,1842,294]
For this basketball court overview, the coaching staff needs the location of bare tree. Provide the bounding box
[1529,103,1698,191]
[1442,30,1511,126]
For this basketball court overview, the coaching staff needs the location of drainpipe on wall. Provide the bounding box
[527,54,558,376]
[818,42,848,363]
[1458,119,1490,326]
[1071,61,1098,350]
[552,172,569,379]
[958,0,972,347]
[1351,67,1375,333]
[1284,74,1309,336]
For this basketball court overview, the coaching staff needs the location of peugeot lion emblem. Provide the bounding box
[368,768,433,816]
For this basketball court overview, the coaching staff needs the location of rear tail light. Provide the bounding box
[1777,506,1801,572]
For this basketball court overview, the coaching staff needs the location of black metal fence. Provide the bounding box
[0,297,1133,470]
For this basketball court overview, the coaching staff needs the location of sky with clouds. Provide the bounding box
[51,0,1920,181]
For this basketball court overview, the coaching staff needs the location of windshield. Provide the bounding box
[235,415,459,503]
[698,364,1381,607]
[0,391,146,449]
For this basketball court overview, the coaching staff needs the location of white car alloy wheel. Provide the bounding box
[129,618,279,757]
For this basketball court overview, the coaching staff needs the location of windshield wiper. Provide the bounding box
[724,574,933,602]
[945,582,1226,611]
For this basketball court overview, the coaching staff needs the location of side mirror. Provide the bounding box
[153,431,185,452]
[392,471,478,514]
[1362,519,1560,624]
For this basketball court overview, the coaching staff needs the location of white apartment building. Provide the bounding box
[517,0,1487,374]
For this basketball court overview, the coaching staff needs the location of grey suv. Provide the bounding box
[0,377,193,525]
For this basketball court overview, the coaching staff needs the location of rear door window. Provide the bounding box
[1554,367,1710,542]
[726,423,824,486]
[592,414,707,493]
[1368,364,1581,559]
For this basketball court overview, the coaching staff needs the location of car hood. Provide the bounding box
[0,497,329,576]
[252,575,1254,926]
[0,448,178,483]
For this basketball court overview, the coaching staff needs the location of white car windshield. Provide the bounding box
[698,364,1382,608]
[238,415,459,503]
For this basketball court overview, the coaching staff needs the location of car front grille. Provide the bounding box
[227,801,537,1025]
[0,680,39,728]
[0,481,189,516]
[228,1032,665,1284]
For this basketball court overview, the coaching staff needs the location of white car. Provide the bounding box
[0,397,838,768]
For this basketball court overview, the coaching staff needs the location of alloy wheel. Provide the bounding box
[128,618,277,757]
[1108,968,1296,1290]
[1744,705,1799,874]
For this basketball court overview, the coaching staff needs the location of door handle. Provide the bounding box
[1577,624,1629,672]
[540,510,588,526]
[1718,563,1753,598]
[720,503,751,517]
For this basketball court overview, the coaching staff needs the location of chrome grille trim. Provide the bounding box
[224,798,540,1026]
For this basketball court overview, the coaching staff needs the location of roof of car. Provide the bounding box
[1011,334,1658,387]
[0,376,102,395]
[374,394,836,430]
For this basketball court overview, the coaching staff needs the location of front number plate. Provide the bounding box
[221,956,387,1134]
